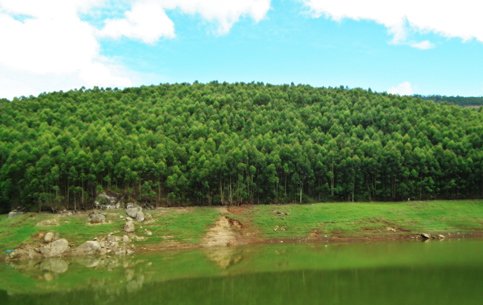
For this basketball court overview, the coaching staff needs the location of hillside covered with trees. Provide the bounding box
[417,95,483,107]
[0,83,482,212]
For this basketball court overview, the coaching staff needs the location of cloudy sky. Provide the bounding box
[1,0,482,99]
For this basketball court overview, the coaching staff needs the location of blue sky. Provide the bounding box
[1,0,482,98]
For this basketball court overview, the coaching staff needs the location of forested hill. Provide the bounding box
[417,95,483,107]
[0,83,482,212]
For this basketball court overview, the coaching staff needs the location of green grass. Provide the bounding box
[250,200,483,239]
[0,200,482,254]
[140,207,221,245]
[51,212,125,245]
[0,213,43,250]
[0,211,125,252]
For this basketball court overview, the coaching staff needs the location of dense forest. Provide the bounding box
[417,95,483,107]
[0,83,482,212]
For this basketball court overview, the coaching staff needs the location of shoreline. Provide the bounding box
[4,232,483,263]
[2,200,482,261]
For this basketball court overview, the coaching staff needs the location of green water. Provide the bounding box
[0,240,482,305]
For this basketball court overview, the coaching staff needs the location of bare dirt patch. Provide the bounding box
[36,218,60,227]
[202,216,244,247]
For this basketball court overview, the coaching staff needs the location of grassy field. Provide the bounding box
[0,200,482,254]
[249,200,483,239]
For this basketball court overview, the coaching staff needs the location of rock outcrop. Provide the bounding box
[88,211,106,224]
[420,233,431,240]
[126,204,144,222]
[124,218,135,233]
[9,231,135,261]
[8,210,23,218]
[43,232,56,243]
[74,241,102,256]
[73,235,133,256]
[95,192,120,209]
[39,239,69,258]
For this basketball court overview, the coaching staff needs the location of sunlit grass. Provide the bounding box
[250,200,483,239]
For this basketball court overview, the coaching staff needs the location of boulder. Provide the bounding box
[75,241,102,256]
[420,233,431,240]
[40,239,69,257]
[8,210,22,218]
[135,211,145,222]
[9,247,42,260]
[88,211,106,224]
[43,232,56,243]
[95,192,119,209]
[124,219,135,233]
[126,205,144,222]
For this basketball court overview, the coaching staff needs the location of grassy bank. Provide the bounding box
[1,200,482,254]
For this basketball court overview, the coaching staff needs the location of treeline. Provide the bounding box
[0,83,482,211]
[416,95,483,107]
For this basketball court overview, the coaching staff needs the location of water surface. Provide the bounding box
[1,240,482,305]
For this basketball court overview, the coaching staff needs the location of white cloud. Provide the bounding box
[100,0,271,42]
[163,0,271,35]
[0,0,132,99]
[100,1,175,43]
[410,40,434,50]
[0,0,271,98]
[304,0,483,47]
[388,81,414,96]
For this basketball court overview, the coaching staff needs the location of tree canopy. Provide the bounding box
[0,83,481,211]
[417,95,483,107]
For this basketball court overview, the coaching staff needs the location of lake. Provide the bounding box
[0,240,482,305]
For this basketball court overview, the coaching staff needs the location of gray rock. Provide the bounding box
[95,192,117,205]
[88,211,106,224]
[126,206,140,218]
[75,241,102,256]
[135,211,145,222]
[8,210,22,218]
[43,232,55,243]
[106,234,120,243]
[9,247,41,260]
[126,205,144,222]
[40,239,69,257]
[420,233,431,240]
[124,220,135,233]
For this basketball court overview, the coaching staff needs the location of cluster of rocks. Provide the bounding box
[8,231,134,261]
[8,232,69,260]
[88,211,106,224]
[122,203,149,234]
[274,210,289,217]
[95,192,121,210]
[420,233,446,240]
[8,201,155,261]
[273,225,287,232]
[73,234,134,256]
[125,204,145,222]
[8,209,24,218]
